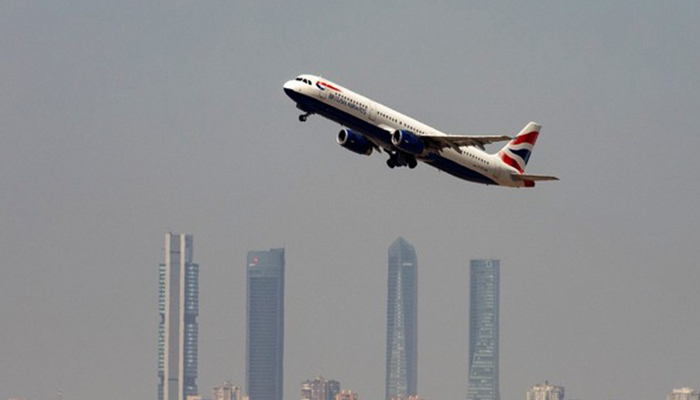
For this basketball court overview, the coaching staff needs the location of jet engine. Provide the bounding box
[337,129,373,156]
[391,130,425,155]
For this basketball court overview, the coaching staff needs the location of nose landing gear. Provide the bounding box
[298,112,311,122]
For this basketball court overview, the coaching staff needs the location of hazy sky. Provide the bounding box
[2,2,699,400]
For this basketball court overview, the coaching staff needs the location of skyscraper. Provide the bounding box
[527,382,564,400]
[466,259,499,400]
[301,376,341,400]
[246,248,285,400]
[386,237,418,400]
[159,233,199,400]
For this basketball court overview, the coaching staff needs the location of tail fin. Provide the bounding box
[497,122,541,173]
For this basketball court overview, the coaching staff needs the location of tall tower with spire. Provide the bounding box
[385,238,418,400]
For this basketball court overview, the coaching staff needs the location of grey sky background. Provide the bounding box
[2,1,699,400]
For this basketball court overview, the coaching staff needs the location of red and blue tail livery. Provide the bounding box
[284,74,558,187]
[498,122,541,173]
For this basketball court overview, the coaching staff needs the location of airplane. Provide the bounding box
[283,74,558,187]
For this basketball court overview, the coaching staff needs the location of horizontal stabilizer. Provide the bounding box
[511,173,559,182]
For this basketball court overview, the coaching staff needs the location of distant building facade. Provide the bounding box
[527,381,564,400]
[336,390,358,400]
[159,233,200,400]
[301,376,341,400]
[466,259,500,400]
[386,237,418,400]
[667,388,700,400]
[246,248,285,400]
[214,382,242,400]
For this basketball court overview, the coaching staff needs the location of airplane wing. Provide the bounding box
[419,134,512,151]
[378,124,511,151]
[511,173,559,181]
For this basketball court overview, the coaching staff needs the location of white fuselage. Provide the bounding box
[283,74,527,187]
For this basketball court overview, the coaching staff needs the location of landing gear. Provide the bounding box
[386,152,417,169]
[298,113,310,122]
[387,152,400,168]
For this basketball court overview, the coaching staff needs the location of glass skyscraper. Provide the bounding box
[246,248,285,400]
[466,259,499,400]
[386,237,418,400]
[158,233,199,400]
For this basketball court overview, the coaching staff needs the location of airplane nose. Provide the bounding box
[283,80,298,98]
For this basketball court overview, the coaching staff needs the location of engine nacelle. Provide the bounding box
[391,130,425,155]
[337,129,373,156]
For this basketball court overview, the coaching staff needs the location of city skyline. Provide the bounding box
[147,238,697,400]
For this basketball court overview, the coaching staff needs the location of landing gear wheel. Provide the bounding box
[408,159,417,169]
[386,159,396,169]
[298,111,312,122]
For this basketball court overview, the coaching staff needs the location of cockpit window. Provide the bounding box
[294,77,314,86]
